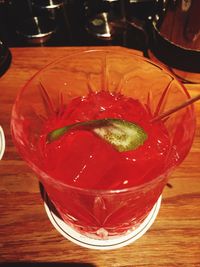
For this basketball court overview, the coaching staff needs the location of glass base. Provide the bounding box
[43,190,162,250]
[0,126,5,160]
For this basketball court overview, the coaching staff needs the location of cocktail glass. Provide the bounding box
[11,49,196,249]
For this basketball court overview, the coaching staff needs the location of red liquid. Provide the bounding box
[37,91,171,236]
[39,91,170,189]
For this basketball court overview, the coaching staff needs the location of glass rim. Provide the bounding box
[17,48,191,100]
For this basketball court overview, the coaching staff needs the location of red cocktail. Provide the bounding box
[11,50,195,248]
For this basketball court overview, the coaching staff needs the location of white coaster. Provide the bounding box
[44,191,162,250]
[0,126,5,160]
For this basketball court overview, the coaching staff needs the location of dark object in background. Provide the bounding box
[0,0,160,52]
[0,41,11,76]
[0,0,71,46]
[148,0,200,73]
[83,0,159,50]
[16,16,56,45]
[84,0,123,41]
[32,0,65,11]
[31,0,71,45]
[31,0,66,21]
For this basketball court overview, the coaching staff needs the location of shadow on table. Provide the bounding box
[0,263,96,267]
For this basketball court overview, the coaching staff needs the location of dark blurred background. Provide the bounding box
[0,0,163,52]
[1,1,200,82]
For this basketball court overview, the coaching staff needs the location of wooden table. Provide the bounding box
[0,47,200,267]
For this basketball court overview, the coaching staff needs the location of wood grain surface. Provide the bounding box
[0,47,200,267]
